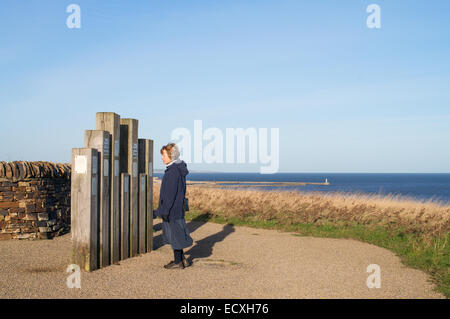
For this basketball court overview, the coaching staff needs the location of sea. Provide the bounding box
[154,172,450,205]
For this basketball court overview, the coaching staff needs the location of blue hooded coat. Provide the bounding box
[154,159,193,250]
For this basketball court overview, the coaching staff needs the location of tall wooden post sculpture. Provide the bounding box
[120,172,130,260]
[119,118,139,257]
[138,172,147,254]
[71,148,99,271]
[96,112,121,264]
[139,139,154,253]
[84,130,111,268]
[71,113,154,271]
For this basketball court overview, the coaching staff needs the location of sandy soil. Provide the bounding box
[0,220,444,298]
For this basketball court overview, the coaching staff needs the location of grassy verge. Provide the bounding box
[184,209,449,298]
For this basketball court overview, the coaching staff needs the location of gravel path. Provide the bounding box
[0,220,444,298]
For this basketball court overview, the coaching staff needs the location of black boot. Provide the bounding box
[182,254,191,267]
[164,260,184,269]
[164,249,185,269]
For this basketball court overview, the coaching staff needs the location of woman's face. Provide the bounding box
[161,149,172,165]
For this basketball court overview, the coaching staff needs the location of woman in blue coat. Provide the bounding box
[154,143,193,269]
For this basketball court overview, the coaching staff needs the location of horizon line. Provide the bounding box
[152,170,450,174]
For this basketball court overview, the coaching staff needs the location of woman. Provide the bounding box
[153,143,193,269]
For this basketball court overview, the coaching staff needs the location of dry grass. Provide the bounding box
[153,182,450,296]
[153,183,450,237]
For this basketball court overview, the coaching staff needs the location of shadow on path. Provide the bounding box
[152,214,235,259]
[184,223,235,264]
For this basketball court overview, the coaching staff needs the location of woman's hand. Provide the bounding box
[153,210,169,222]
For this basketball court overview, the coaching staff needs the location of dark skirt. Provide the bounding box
[162,218,193,250]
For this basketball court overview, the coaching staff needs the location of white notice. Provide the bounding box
[104,138,110,156]
[114,140,120,157]
[92,155,98,174]
[114,160,119,177]
[124,175,129,193]
[148,162,153,177]
[132,162,137,177]
[74,155,87,174]
[132,143,138,159]
[104,159,109,177]
[141,175,145,190]
[92,177,97,196]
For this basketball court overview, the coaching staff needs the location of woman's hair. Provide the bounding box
[160,143,180,160]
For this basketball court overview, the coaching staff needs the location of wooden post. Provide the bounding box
[138,173,147,254]
[120,119,139,257]
[71,148,99,272]
[147,140,154,252]
[139,139,154,253]
[96,112,121,264]
[120,173,130,260]
[84,130,111,268]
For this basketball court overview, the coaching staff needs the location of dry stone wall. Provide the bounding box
[0,161,71,240]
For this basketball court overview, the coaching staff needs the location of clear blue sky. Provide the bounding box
[1,0,449,173]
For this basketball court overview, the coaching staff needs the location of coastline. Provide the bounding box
[154,172,450,205]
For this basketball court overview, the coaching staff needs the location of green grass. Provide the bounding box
[184,209,450,298]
